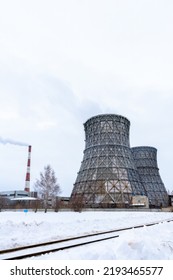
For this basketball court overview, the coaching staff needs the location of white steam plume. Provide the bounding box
[0,137,29,147]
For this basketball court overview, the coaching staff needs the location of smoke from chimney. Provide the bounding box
[0,137,31,193]
[0,137,28,147]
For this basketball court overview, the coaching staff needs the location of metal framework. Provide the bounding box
[71,114,146,207]
[131,146,169,207]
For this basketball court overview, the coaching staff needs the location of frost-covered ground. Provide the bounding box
[0,210,173,259]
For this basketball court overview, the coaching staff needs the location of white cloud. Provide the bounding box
[0,0,173,195]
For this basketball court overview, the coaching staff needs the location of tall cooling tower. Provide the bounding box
[71,114,146,207]
[131,146,168,207]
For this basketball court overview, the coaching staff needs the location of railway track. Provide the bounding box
[1,218,173,260]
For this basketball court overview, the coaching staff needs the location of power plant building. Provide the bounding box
[71,114,169,208]
[71,114,146,207]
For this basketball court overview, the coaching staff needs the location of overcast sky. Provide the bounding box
[0,0,173,196]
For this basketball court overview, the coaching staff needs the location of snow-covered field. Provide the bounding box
[0,210,173,259]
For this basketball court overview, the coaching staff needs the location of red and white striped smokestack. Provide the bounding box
[24,145,31,192]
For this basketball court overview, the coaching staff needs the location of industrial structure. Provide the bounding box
[131,146,168,207]
[0,145,33,209]
[71,114,147,207]
[24,145,32,192]
[0,190,30,199]
[70,114,169,208]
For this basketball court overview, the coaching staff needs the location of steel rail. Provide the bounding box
[1,218,173,260]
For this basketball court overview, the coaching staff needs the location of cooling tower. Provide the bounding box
[131,146,169,207]
[71,114,146,207]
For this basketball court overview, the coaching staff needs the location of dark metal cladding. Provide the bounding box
[71,114,146,207]
[131,146,169,207]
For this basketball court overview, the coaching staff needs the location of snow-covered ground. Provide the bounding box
[0,210,173,259]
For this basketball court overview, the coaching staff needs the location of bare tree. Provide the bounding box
[70,194,84,212]
[0,196,8,211]
[0,196,5,211]
[34,165,61,212]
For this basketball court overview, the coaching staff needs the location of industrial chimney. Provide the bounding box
[24,145,32,192]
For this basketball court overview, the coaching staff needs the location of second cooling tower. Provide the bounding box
[131,146,169,207]
[71,114,146,207]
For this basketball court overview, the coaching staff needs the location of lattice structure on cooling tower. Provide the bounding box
[71,114,146,207]
[131,146,169,207]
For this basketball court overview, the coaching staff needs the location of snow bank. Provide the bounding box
[0,211,173,259]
